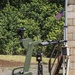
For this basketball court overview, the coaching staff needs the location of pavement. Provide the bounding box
[0,65,49,75]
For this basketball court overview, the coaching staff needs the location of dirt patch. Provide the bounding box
[0,59,24,67]
[0,59,48,67]
[0,59,49,75]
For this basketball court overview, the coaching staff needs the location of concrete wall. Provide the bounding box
[68,0,75,5]
[67,4,75,75]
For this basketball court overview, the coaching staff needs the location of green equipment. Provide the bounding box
[12,27,40,75]
[12,27,69,75]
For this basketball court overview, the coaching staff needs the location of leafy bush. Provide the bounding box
[0,0,64,56]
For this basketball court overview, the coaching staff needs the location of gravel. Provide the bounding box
[0,65,49,75]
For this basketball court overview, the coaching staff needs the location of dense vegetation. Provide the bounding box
[0,0,65,56]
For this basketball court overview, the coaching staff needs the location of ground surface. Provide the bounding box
[0,59,49,75]
[0,59,24,67]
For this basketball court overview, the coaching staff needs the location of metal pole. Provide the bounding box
[64,0,68,45]
[63,0,68,75]
[66,47,70,75]
[63,56,66,75]
[65,1,70,74]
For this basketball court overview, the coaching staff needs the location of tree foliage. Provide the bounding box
[0,0,65,56]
